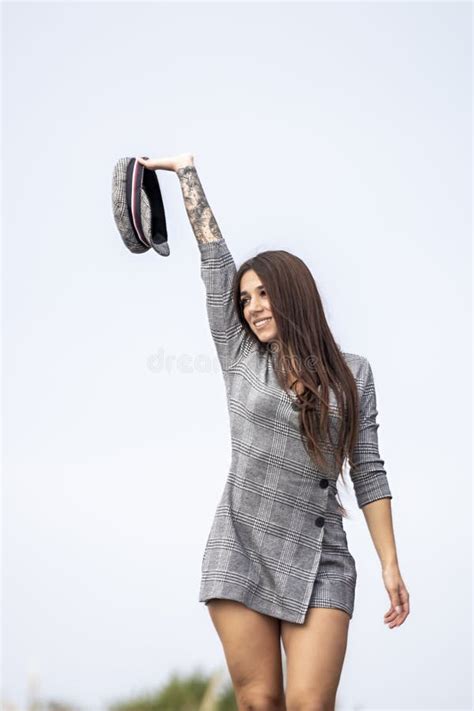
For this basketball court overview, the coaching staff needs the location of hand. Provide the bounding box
[135,153,195,173]
[382,563,410,628]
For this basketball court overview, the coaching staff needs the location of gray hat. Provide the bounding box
[112,156,169,255]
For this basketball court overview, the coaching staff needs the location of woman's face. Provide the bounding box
[239,269,278,343]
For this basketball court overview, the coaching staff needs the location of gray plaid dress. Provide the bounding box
[197,237,392,623]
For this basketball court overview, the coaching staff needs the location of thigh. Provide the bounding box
[281,607,350,709]
[207,599,286,710]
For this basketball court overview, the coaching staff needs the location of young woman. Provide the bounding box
[137,153,410,711]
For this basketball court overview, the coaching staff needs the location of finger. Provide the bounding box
[391,615,404,628]
[384,610,397,624]
[388,612,402,627]
[385,584,403,626]
[388,590,403,616]
[389,600,409,628]
[396,589,410,623]
[399,600,410,622]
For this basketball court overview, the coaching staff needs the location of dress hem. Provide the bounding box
[199,588,354,624]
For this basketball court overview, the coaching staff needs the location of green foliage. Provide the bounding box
[108,670,237,711]
[213,685,237,711]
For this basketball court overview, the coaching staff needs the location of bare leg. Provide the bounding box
[207,599,286,711]
[281,608,350,711]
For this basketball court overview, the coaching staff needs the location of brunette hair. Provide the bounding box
[233,249,360,518]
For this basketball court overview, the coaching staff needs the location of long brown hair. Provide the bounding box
[233,249,360,518]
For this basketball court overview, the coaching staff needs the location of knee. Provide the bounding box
[236,689,285,711]
[286,695,335,711]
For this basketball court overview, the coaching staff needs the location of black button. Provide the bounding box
[314,516,325,527]
[319,478,329,488]
[291,401,299,411]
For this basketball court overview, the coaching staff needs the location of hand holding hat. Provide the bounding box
[112,152,196,255]
[112,153,180,256]
[136,152,194,173]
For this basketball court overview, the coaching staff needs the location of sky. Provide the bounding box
[2,1,471,710]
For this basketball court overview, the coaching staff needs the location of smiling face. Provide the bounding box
[239,269,279,343]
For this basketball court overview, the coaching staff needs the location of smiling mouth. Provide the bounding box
[254,317,272,329]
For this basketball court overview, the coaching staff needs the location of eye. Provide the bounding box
[240,289,266,307]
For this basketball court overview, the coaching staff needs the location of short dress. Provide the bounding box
[197,236,393,624]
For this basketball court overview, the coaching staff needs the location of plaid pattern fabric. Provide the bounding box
[197,237,392,623]
[112,157,152,253]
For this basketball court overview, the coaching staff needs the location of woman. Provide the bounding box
[137,153,410,711]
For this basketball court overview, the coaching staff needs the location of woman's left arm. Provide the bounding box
[350,358,410,628]
[361,497,410,628]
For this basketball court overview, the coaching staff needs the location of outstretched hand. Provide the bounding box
[136,153,195,173]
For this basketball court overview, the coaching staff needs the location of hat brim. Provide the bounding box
[112,157,170,255]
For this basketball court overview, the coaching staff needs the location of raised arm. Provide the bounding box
[136,154,254,373]
[176,163,254,373]
[175,162,223,245]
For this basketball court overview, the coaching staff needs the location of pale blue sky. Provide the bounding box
[3,2,471,710]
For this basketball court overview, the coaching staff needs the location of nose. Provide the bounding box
[250,304,265,319]
[249,294,265,311]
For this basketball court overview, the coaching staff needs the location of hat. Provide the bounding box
[112,156,169,255]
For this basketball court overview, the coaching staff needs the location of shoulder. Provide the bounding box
[341,350,369,375]
[340,351,373,391]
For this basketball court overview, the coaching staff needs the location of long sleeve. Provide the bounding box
[349,358,393,509]
[198,237,253,374]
